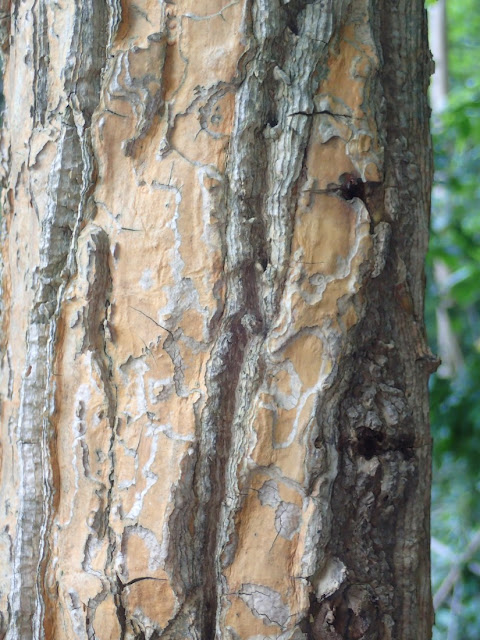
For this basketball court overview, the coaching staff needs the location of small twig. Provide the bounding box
[447,580,462,640]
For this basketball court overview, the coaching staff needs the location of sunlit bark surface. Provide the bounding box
[0,1,434,638]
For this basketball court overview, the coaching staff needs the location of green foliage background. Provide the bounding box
[428,1,480,637]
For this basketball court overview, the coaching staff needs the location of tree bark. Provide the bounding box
[0,1,434,639]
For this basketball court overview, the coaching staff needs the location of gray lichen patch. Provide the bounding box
[274,501,302,540]
[239,584,291,628]
[258,480,280,509]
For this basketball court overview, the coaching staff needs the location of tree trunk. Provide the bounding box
[0,1,434,639]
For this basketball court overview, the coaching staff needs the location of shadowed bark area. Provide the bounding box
[0,1,433,639]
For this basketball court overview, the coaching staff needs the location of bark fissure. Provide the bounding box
[191,3,356,636]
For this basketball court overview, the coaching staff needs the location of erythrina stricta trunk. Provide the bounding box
[0,1,435,639]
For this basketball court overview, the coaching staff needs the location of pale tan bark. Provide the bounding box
[0,1,434,639]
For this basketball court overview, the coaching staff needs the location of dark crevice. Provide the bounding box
[307,177,383,210]
[193,1,358,635]
[200,310,251,639]
[259,256,269,271]
[356,428,384,460]
[288,109,353,119]
[32,2,49,127]
[337,174,366,202]
[119,576,167,588]
[113,575,127,640]
[266,114,278,128]
[281,0,316,36]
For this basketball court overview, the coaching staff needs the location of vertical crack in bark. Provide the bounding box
[192,1,353,636]
[76,226,117,640]
[31,0,49,127]
[198,318,250,638]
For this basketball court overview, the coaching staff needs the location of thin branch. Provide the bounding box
[433,529,480,610]
[431,536,455,560]
[447,580,462,640]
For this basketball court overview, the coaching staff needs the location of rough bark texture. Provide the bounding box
[0,1,434,639]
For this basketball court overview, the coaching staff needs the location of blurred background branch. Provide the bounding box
[430,0,465,379]
[433,529,480,610]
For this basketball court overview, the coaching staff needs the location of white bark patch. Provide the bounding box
[314,556,347,600]
[248,631,306,640]
[239,584,290,628]
[67,590,88,638]
[140,268,153,291]
[126,607,158,640]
